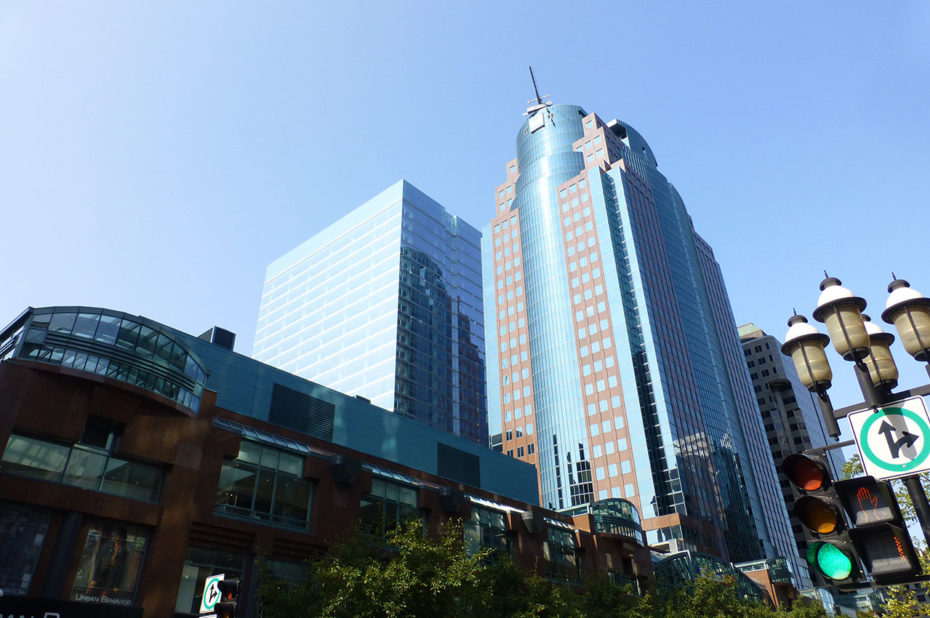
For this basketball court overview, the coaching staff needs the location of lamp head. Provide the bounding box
[881,278,930,362]
[861,314,898,390]
[811,277,869,361]
[782,314,832,391]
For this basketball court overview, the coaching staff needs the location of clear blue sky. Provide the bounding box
[3,2,929,425]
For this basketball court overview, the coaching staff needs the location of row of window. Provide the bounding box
[2,433,162,502]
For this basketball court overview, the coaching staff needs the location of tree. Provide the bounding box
[260,520,830,617]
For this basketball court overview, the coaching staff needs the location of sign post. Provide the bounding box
[848,396,930,481]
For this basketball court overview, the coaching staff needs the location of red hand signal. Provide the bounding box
[856,487,878,522]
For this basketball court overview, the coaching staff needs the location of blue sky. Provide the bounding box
[3,2,930,426]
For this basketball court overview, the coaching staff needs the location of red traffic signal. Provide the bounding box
[782,453,830,492]
[215,578,239,618]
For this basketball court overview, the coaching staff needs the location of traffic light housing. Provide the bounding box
[834,476,921,584]
[215,578,239,618]
[782,452,863,586]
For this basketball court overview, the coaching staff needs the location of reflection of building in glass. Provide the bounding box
[738,323,845,591]
[0,305,651,617]
[483,102,793,566]
[0,503,50,597]
[254,180,487,444]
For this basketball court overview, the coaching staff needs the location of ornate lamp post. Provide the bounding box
[785,275,930,545]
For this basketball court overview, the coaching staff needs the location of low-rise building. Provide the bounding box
[0,306,650,618]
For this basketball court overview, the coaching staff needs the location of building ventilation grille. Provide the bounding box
[269,383,334,442]
[437,443,480,487]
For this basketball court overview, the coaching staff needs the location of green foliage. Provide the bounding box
[841,453,864,479]
[655,575,828,618]
[259,521,829,617]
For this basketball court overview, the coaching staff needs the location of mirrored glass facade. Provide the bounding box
[484,104,793,565]
[254,180,487,444]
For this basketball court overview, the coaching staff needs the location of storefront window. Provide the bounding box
[175,547,245,615]
[0,502,51,596]
[70,522,148,606]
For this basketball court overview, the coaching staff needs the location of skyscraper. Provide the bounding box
[483,100,793,564]
[739,322,845,590]
[254,180,488,444]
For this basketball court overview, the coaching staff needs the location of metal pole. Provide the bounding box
[815,389,840,439]
[904,475,930,547]
[854,363,883,409]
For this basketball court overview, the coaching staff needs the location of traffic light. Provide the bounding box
[782,452,863,585]
[215,578,239,618]
[834,476,921,584]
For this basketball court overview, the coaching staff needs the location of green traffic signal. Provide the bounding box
[807,541,854,581]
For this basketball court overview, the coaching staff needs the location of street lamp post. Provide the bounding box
[784,276,930,546]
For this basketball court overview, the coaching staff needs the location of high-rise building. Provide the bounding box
[254,180,488,445]
[738,322,845,590]
[483,101,793,565]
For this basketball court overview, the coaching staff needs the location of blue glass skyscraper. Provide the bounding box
[255,180,488,444]
[484,102,792,563]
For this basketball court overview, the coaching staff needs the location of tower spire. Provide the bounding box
[529,66,543,106]
[525,66,552,115]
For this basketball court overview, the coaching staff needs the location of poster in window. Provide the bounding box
[0,502,51,596]
[70,522,148,607]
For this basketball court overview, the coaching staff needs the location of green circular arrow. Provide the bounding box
[860,407,930,473]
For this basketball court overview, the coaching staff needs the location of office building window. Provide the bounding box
[1,429,162,502]
[215,440,312,529]
[545,528,580,583]
[360,477,419,538]
[465,505,511,556]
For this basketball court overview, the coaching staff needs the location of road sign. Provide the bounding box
[199,574,225,614]
[848,396,930,481]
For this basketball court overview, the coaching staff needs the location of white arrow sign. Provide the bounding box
[199,573,225,614]
[848,396,930,481]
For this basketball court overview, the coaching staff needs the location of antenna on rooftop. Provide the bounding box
[525,66,552,115]
[530,66,543,106]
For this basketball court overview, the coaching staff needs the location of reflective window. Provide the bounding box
[360,477,418,539]
[18,308,205,411]
[0,502,51,596]
[465,505,510,556]
[545,528,580,583]
[215,440,311,529]
[1,433,162,502]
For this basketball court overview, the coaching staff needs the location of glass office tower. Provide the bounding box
[483,103,793,563]
[255,180,488,445]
